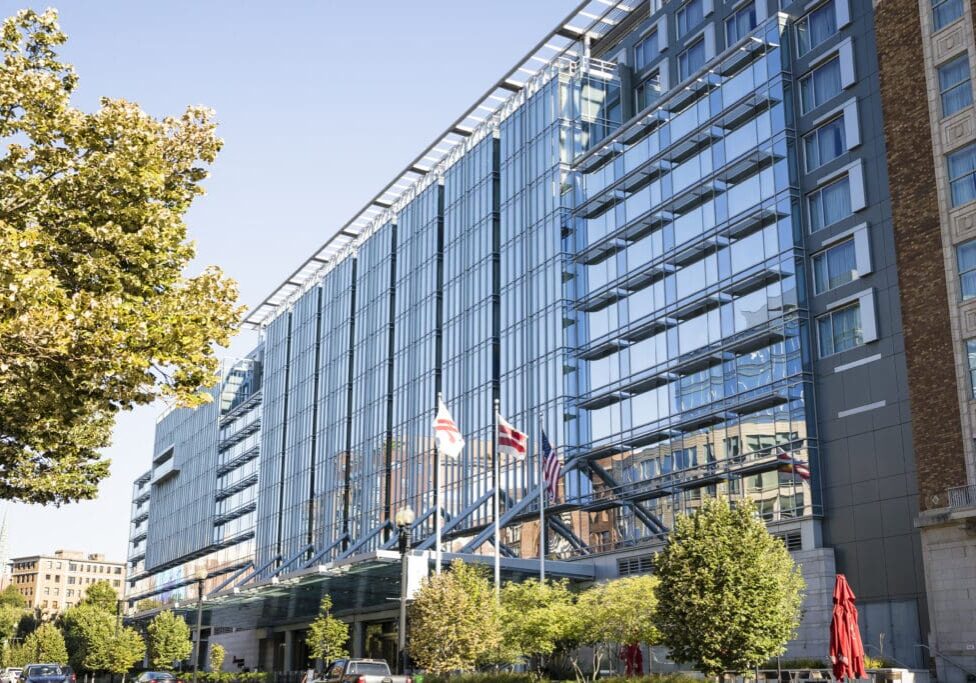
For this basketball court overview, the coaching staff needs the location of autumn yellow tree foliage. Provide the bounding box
[0,9,243,503]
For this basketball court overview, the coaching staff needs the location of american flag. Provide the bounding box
[541,428,561,500]
[776,450,811,480]
[433,398,464,460]
[497,413,528,460]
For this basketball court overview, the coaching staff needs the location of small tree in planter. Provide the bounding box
[147,610,192,670]
[209,643,226,672]
[655,498,805,679]
[499,578,577,672]
[306,597,349,666]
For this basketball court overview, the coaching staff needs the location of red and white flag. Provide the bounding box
[497,413,528,460]
[433,398,465,460]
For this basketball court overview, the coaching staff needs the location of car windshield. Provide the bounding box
[145,676,175,681]
[348,663,389,676]
[26,667,64,677]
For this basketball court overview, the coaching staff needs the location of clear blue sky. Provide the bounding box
[3,0,578,561]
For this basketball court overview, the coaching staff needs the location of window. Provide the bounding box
[678,37,707,80]
[636,72,661,110]
[725,2,757,45]
[677,0,704,37]
[634,29,659,70]
[939,54,973,117]
[967,340,976,398]
[933,0,964,31]
[804,116,846,171]
[68,563,77,571]
[818,302,863,356]
[114,567,122,575]
[808,176,852,231]
[67,576,75,585]
[957,239,976,299]
[813,239,857,293]
[796,1,838,56]
[949,143,976,206]
[800,56,842,113]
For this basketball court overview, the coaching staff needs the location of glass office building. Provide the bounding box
[128,0,931,670]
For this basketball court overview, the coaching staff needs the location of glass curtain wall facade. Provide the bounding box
[130,0,925,663]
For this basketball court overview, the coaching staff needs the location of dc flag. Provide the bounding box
[433,398,465,460]
[497,414,528,460]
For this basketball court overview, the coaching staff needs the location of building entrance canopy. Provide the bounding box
[186,550,595,629]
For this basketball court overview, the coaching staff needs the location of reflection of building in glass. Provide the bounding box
[127,1,943,673]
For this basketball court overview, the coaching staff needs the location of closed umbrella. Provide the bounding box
[829,574,867,680]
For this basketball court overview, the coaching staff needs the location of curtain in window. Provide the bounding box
[815,240,856,292]
[933,0,964,31]
[939,55,972,116]
[812,59,842,109]
[949,145,976,206]
[832,305,862,353]
[957,241,976,298]
[808,3,838,48]
[821,177,852,227]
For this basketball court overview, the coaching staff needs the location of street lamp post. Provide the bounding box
[192,567,208,683]
[394,506,415,676]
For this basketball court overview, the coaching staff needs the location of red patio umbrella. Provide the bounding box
[829,574,867,680]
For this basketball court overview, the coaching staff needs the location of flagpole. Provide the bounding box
[538,412,546,582]
[435,392,444,575]
[493,397,501,600]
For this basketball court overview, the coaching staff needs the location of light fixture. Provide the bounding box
[395,505,416,528]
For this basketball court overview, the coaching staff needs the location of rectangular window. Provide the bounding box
[796,1,837,56]
[813,239,857,293]
[678,37,707,80]
[957,239,976,299]
[634,29,659,71]
[967,340,976,398]
[939,54,973,117]
[636,72,661,111]
[818,302,863,356]
[804,116,846,171]
[933,0,964,31]
[949,143,976,207]
[808,176,852,232]
[725,2,757,45]
[800,56,842,113]
[677,0,704,37]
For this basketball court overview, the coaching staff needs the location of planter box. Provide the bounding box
[869,668,914,683]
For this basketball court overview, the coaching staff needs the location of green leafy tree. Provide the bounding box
[15,612,38,640]
[408,560,501,674]
[81,581,117,613]
[0,586,26,609]
[62,603,114,672]
[104,627,146,681]
[305,597,348,665]
[208,642,225,672]
[564,576,661,680]
[22,623,68,663]
[146,610,192,670]
[655,498,805,676]
[499,578,577,670]
[0,8,242,504]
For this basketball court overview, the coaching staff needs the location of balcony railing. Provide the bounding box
[947,483,976,509]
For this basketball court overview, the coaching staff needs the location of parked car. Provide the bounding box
[20,665,74,683]
[320,659,410,683]
[135,673,184,683]
[1,668,22,683]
